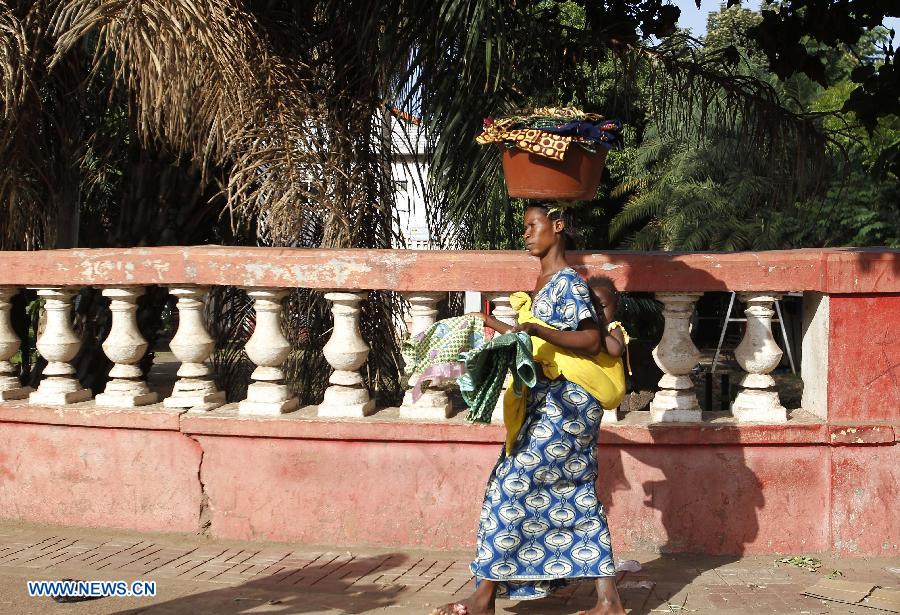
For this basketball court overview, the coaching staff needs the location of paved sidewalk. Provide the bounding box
[0,521,897,614]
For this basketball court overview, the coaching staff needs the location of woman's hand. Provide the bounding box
[513,322,541,337]
[466,312,515,335]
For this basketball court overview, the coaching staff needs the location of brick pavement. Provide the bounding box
[0,520,897,614]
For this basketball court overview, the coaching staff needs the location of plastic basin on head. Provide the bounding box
[501,146,608,201]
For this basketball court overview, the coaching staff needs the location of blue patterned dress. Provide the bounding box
[470,267,615,600]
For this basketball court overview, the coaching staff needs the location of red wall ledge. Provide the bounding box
[0,402,181,431]
[2,403,896,446]
[179,413,897,446]
[1,246,897,293]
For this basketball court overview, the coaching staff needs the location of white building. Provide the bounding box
[390,110,433,250]
[389,111,482,313]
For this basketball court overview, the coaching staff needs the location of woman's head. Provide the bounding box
[523,202,576,257]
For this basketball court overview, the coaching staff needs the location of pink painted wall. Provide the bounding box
[598,445,829,555]
[828,294,900,422]
[831,444,899,555]
[0,422,202,533]
[0,416,894,556]
[194,435,500,549]
[195,434,833,555]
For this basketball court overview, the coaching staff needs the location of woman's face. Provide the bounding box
[523,207,563,257]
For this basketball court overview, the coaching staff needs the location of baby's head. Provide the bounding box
[586,275,619,312]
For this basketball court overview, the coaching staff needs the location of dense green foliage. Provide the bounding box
[604,5,899,250]
[564,7,900,250]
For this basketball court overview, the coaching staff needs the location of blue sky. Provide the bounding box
[672,0,898,48]
[673,0,761,37]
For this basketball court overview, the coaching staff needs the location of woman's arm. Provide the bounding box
[468,310,602,355]
[515,320,603,356]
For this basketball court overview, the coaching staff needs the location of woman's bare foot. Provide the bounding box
[575,577,626,615]
[429,597,495,615]
[576,600,626,615]
[429,580,496,615]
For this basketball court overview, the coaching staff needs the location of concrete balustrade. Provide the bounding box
[0,287,30,401]
[318,292,375,418]
[732,293,788,423]
[0,282,818,425]
[0,281,798,424]
[650,292,703,422]
[164,286,225,411]
[399,292,451,420]
[29,288,92,405]
[239,288,299,416]
[485,293,517,327]
[95,287,159,407]
[0,247,893,426]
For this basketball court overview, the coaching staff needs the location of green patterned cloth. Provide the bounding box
[401,315,486,400]
[457,332,537,423]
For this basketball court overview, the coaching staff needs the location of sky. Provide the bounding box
[673,0,760,37]
[671,0,899,48]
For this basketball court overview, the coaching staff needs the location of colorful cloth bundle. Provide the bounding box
[400,315,486,401]
[457,331,537,426]
[476,106,623,161]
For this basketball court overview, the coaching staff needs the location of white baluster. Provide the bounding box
[318,292,375,418]
[164,287,225,412]
[486,293,517,327]
[486,293,517,424]
[399,292,451,420]
[732,293,787,423]
[238,288,299,415]
[0,287,31,401]
[29,288,92,405]
[95,287,158,407]
[408,292,442,336]
[650,292,702,422]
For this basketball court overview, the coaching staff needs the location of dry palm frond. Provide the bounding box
[0,3,46,249]
[0,5,31,119]
[51,0,323,229]
[44,0,410,400]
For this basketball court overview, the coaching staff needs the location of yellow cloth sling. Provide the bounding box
[502,291,626,454]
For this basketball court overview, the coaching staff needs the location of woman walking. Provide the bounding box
[432,203,627,615]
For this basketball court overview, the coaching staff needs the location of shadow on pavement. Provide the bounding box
[112,552,409,615]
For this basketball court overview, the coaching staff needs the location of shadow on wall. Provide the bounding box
[843,247,900,277]
[579,252,763,614]
[598,428,762,614]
